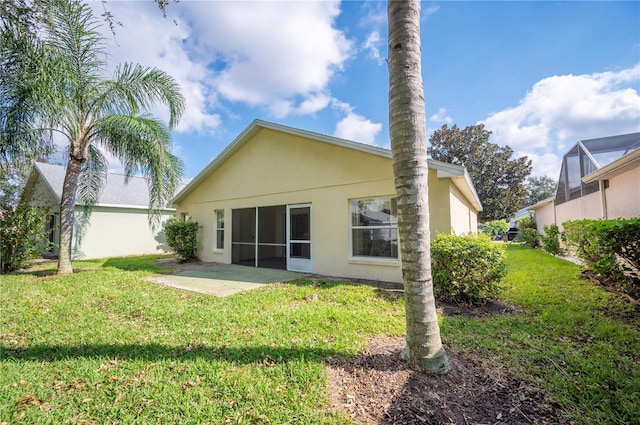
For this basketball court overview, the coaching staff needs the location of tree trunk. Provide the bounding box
[387,0,450,374]
[56,157,83,275]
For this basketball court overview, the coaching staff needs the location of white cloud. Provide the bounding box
[363,31,383,65]
[429,107,453,125]
[484,65,640,150]
[517,151,561,179]
[295,94,332,116]
[422,5,440,19]
[482,65,640,176]
[185,1,352,116]
[91,2,221,135]
[89,1,353,130]
[334,111,382,145]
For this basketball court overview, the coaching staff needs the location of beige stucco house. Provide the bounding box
[24,162,175,259]
[172,120,482,283]
[529,132,640,234]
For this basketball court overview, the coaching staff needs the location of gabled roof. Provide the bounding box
[172,119,482,211]
[30,162,176,210]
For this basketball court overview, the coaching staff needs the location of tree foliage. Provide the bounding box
[0,175,49,274]
[524,176,556,207]
[429,124,532,221]
[2,0,185,275]
[480,219,510,237]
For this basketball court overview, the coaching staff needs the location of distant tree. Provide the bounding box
[524,176,556,207]
[429,124,532,221]
[2,0,185,275]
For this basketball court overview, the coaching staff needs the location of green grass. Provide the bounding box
[1,247,639,424]
[1,256,404,424]
[441,245,640,424]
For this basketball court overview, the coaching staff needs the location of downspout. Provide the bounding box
[599,180,608,219]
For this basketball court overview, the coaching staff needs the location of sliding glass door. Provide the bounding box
[231,204,311,272]
[231,206,287,269]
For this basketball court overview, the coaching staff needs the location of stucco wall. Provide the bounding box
[72,207,174,259]
[555,191,602,230]
[533,201,555,234]
[177,128,473,283]
[604,167,640,219]
[448,184,476,235]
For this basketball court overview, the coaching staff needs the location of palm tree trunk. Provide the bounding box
[56,157,83,275]
[387,0,450,374]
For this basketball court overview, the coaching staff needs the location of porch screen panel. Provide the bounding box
[232,208,256,266]
[257,205,286,269]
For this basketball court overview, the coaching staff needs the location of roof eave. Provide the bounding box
[171,119,483,212]
[527,196,555,211]
[172,119,393,204]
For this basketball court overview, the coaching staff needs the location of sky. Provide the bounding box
[87,0,640,180]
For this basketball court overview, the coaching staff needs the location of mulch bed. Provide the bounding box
[326,336,568,425]
[325,279,567,425]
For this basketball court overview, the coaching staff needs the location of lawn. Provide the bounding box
[1,246,638,424]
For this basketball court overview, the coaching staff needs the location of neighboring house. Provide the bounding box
[172,119,482,283]
[529,132,640,234]
[24,162,176,259]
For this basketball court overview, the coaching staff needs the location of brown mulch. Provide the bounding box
[326,336,568,425]
[326,278,565,425]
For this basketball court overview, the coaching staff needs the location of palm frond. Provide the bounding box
[42,0,107,91]
[77,145,107,216]
[93,63,185,129]
[95,113,184,228]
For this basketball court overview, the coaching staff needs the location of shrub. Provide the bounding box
[515,228,540,248]
[541,224,563,255]
[480,220,510,238]
[0,203,49,273]
[431,234,507,305]
[563,219,640,287]
[165,218,200,262]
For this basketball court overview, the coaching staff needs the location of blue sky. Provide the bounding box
[90,0,640,180]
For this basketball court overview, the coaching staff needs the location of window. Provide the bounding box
[350,198,398,258]
[215,210,224,250]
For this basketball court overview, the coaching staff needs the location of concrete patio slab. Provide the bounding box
[146,263,309,296]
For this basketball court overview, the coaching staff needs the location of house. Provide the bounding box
[529,132,640,234]
[172,120,482,283]
[24,162,176,259]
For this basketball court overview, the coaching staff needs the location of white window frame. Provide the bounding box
[349,197,398,259]
[215,209,224,250]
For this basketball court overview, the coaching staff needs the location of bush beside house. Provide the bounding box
[563,219,640,291]
[165,219,200,262]
[432,234,507,305]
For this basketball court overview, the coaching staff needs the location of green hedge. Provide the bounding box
[563,218,640,286]
[431,234,507,305]
[541,224,563,255]
[165,218,200,262]
[0,203,49,274]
